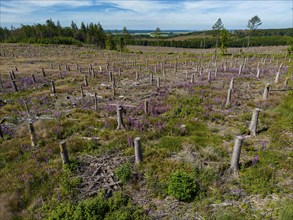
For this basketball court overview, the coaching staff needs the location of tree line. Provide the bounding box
[0,19,131,50]
[0,18,292,51]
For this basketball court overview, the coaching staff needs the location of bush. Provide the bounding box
[115,163,133,184]
[168,171,198,201]
[47,191,146,219]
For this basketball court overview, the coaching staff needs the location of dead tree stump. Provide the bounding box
[60,141,70,165]
[116,105,125,130]
[229,136,244,176]
[225,88,232,107]
[144,100,149,114]
[263,83,270,100]
[28,120,37,147]
[134,137,142,164]
[249,108,260,136]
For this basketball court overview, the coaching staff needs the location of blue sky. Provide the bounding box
[0,0,292,30]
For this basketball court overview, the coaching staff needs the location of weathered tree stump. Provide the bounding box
[94,92,98,111]
[12,80,18,92]
[225,88,232,107]
[263,83,270,100]
[51,80,56,94]
[80,84,84,98]
[134,137,142,164]
[229,77,234,90]
[42,68,46,77]
[157,77,160,88]
[191,74,195,84]
[116,105,125,130]
[84,75,88,86]
[28,120,37,147]
[274,72,280,84]
[228,136,244,176]
[0,125,3,138]
[60,141,70,165]
[180,124,187,136]
[249,108,260,136]
[149,73,153,85]
[144,100,149,115]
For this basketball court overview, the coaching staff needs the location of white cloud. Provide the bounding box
[0,0,291,29]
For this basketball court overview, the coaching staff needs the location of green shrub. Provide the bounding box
[168,171,198,201]
[157,136,183,152]
[47,191,146,220]
[240,165,276,195]
[115,163,133,184]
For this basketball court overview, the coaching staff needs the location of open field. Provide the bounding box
[0,43,292,219]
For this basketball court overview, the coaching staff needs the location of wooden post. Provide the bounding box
[149,73,153,85]
[225,88,232,107]
[80,84,84,98]
[109,71,113,82]
[283,77,289,89]
[256,67,260,79]
[191,74,195,84]
[84,75,88,86]
[28,120,37,147]
[207,70,211,82]
[238,64,242,75]
[31,73,36,83]
[0,125,3,138]
[135,71,139,81]
[112,77,116,97]
[12,80,18,92]
[118,68,121,76]
[134,137,142,164]
[263,83,270,100]
[229,78,234,90]
[249,108,260,136]
[157,77,160,89]
[116,105,125,130]
[14,66,18,71]
[229,136,244,176]
[144,100,149,114]
[42,68,46,77]
[274,72,280,84]
[51,80,56,94]
[59,141,70,165]
[94,92,98,111]
[24,100,30,117]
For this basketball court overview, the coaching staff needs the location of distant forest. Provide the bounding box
[0,19,292,49]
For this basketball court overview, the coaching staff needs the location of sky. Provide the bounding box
[0,0,292,30]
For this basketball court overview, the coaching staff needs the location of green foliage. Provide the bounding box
[280,203,293,220]
[168,171,198,201]
[115,163,133,184]
[157,136,183,152]
[47,191,146,220]
[240,165,277,195]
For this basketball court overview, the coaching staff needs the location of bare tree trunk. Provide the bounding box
[249,108,260,136]
[134,137,142,164]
